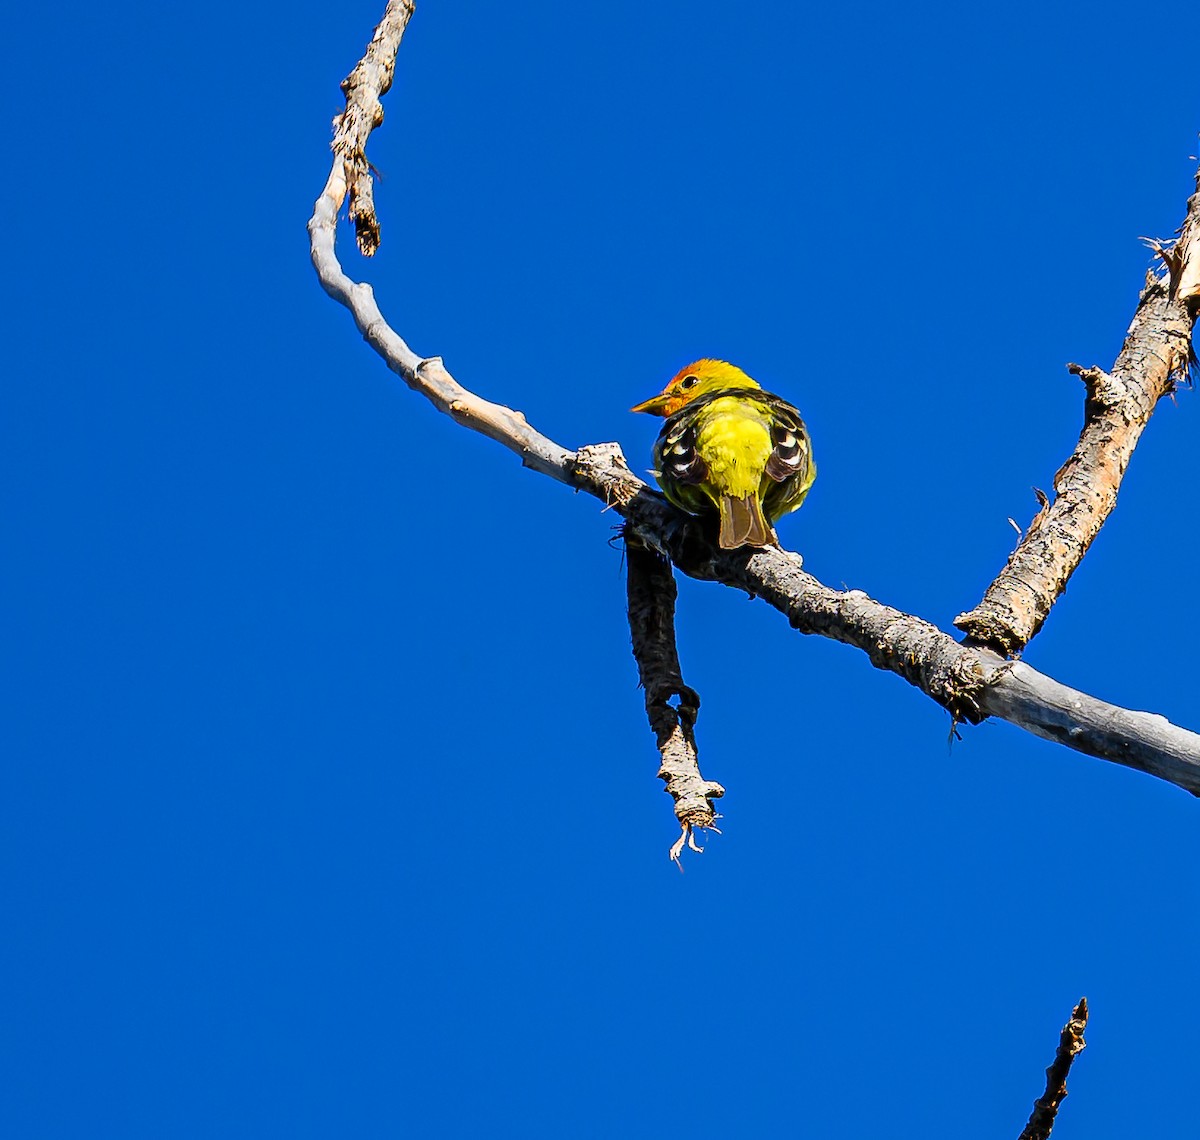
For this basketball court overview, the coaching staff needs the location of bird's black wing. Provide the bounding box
[656,406,708,485]
[761,393,812,485]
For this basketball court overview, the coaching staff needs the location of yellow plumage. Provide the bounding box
[631,360,815,549]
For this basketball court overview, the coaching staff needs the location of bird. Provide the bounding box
[630,359,815,549]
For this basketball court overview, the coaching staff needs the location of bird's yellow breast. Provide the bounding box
[694,396,772,498]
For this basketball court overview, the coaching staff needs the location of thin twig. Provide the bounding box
[1018,998,1088,1140]
[625,530,723,862]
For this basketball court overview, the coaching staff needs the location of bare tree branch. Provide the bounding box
[308,6,1200,814]
[332,0,414,256]
[956,172,1200,656]
[624,523,722,862]
[1018,998,1088,1140]
[573,453,1200,794]
[309,1,574,485]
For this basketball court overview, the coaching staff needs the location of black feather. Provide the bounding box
[659,415,707,484]
[763,398,810,484]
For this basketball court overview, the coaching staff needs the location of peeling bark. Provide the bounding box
[330,0,414,256]
[955,177,1200,656]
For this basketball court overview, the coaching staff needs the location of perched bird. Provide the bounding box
[631,359,815,549]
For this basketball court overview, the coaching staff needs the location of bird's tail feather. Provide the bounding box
[718,494,772,549]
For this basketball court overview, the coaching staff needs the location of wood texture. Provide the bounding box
[1017,998,1088,1140]
[625,536,722,861]
[956,173,1200,655]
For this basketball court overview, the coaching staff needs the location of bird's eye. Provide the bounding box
[680,375,698,390]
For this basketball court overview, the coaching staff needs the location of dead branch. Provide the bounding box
[624,528,722,862]
[308,3,573,486]
[956,171,1200,656]
[572,452,1200,794]
[1017,998,1089,1140]
[333,0,414,256]
[308,7,1200,825]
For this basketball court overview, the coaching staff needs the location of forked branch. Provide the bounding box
[309,6,1200,823]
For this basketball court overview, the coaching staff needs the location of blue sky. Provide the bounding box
[3,1,1198,1135]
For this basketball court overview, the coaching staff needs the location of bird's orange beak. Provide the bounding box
[630,391,672,416]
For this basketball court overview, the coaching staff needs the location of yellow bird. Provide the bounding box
[631,359,815,549]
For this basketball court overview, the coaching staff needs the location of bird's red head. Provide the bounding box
[630,359,760,417]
